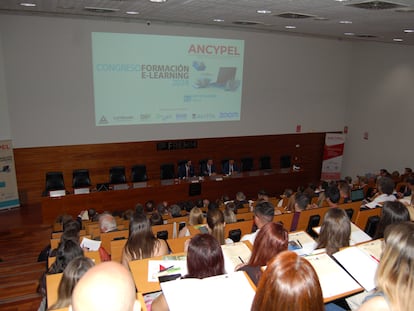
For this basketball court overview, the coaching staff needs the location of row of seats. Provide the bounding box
[44,155,287,193]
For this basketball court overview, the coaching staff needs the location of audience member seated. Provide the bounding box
[315,208,351,256]
[178,207,204,237]
[257,189,269,202]
[71,261,140,311]
[38,239,84,306]
[251,251,324,311]
[169,204,182,218]
[338,180,352,203]
[96,213,118,261]
[236,222,288,285]
[277,188,294,207]
[223,206,237,224]
[222,159,239,175]
[145,200,155,213]
[152,234,226,311]
[290,193,311,232]
[178,160,195,179]
[48,257,94,310]
[373,201,410,239]
[121,214,169,267]
[365,176,396,209]
[206,209,233,245]
[358,222,414,311]
[241,201,274,244]
[201,158,216,176]
[234,191,248,205]
[324,185,341,208]
[150,212,164,226]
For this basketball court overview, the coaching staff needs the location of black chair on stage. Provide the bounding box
[44,171,65,196]
[241,157,254,172]
[109,166,127,184]
[160,163,175,180]
[72,169,91,188]
[259,156,272,170]
[131,165,148,182]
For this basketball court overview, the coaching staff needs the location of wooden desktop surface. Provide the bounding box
[42,169,307,223]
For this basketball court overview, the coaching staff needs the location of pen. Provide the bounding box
[370,255,380,263]
[296,240,303,248]
[238,256,245,263]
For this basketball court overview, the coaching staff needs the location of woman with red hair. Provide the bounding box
[252,251,324,311]
[236,221,288,285]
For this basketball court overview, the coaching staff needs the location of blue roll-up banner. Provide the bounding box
[0,140,20,210]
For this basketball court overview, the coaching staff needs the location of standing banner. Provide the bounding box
[321,133,345,181]
[0,140,20,209]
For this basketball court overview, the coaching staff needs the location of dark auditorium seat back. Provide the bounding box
[131,165,148,182]
[45,171,65,194]
[109,166,126,184]
[72,169,91,188]
[241,157,254,172]
[259,156,272,170]
[306,215,321,238]
[160,163,175,180]
[228,229,242,242]
[364,215,380,238]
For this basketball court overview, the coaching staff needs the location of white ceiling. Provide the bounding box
[1,0,414,45]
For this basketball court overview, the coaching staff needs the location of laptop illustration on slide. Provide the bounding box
[210,67,237,87]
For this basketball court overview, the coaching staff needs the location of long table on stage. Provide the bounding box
[41,169,309,224]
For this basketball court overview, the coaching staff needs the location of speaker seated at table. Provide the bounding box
[109,166,128,190]
[72,169,91,194]
[177,160,195,179]
[44,171,65,197]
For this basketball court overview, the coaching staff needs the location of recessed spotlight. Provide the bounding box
[404,29,414,33]
[393,38,403,42]
[213,18,224,22]
[126,11,139,15]
[285,25,297,29]
[149,0,167,2]
[257,9,272,14]
[335,0,349,2]
[20,2,36,7]
[339,20,352,24]
[344,32,355,36]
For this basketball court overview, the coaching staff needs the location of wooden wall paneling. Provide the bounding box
[14,133,326,208]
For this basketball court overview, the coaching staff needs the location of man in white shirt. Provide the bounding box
[365,177,396,209]
[241,201,275,244]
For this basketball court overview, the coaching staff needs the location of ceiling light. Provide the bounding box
[149,0,167,2]
[257,10,271,14]
[285,25,297,29]
[339,20,352,24]
[344,32,355,36]
[20,2,36,7]
[213,18,224,22]
[126,11,139,15]
[404,29,414,33]
[393,38,403,42]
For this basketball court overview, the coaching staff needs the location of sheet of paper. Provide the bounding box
[161,271,255,311]
[221,242,252,273]
[80,237,101,251]
[332,246,378,291]
[305,253,362,300]
[356,239,383,262]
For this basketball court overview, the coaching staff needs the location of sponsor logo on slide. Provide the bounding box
[99,116,109,124]
[192,113,215,120]
[188,44,241,56]
[140,114,151,121]
[176,113,187,121]
[219,112,239,119]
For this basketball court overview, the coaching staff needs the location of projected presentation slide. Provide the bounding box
[91,32,244,126]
